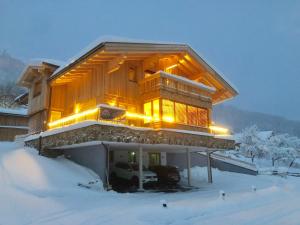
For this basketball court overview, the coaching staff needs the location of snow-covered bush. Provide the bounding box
[236,125,300,168]
[238,125,267,162]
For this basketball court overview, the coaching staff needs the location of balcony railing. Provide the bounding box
[139,71,215,99]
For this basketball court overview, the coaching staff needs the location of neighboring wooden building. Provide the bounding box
[18,38,238,189]
[0,108,28,141]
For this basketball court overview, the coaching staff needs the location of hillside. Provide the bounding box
[213,104,300,137]
[0,51,26,107]
[0,50,25,83]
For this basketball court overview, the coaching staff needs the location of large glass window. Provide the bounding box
[144,98,208,128]
[198,108,208,127]
[162,99,175,122]
[153,99,160,121]
[187,106,198,126]
[175,102,187,124]
[143,102,152,123]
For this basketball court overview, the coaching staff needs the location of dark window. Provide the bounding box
[128,151,137,163]
[149,153,160,166]
[33,81,42,97]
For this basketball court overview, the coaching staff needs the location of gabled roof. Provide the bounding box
[48,36,238,104]
[17,59,63,87]
[18,36,238,103]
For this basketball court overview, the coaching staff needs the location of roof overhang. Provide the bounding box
[17,61,60,88]
[48,40,238,103]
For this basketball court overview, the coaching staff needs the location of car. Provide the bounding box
[149,165,180,185]
[111,162,158,186]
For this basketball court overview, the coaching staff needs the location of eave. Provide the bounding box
[48,41,238,103]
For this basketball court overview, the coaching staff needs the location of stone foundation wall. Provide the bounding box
[25,123,235,157]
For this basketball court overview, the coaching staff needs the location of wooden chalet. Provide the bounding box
[18,38,238,190]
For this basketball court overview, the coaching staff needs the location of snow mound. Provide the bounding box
[0,143,103,194]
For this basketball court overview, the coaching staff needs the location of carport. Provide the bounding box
[102,141,215,191]
[57,140,218,191]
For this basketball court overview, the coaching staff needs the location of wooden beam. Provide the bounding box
[107,55,127,74]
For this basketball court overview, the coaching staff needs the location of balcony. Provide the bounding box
[139,71,216,104]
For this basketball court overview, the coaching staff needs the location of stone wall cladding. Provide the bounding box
[25,124,235,156]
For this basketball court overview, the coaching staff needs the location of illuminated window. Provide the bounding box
[198,108,208,127]
[175,102,187,124]
[162,99,174,122]
[187,106,198,126]
[153,99,160,121]
[143,102,152,123]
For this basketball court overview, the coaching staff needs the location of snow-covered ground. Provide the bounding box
[1,142,300,225]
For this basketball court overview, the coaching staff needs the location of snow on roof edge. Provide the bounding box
[0,107,28,116]
[158,71,216,92]
[188,45,239,94]
[50,35,187,79]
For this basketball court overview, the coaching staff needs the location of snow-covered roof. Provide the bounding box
[0,107,28,116]
[158,71,216,93]
[50,36,186,80]
[17,58,65,87]
[15,35,236,103]
[28,58,65,67]
[188,48,239,95]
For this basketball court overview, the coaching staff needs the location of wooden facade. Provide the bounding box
[18,41,238,134]
[0,112,28,141]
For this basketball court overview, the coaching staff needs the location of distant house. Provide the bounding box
[0,107,28,141]
[18,38,238,189]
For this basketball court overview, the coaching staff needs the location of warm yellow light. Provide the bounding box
[162,116,175,123]
[125,112,152,121]
[162,99,175,123]
[108,101,116,106]
[48,108,99,128]
[165,64,178,71]
[74,104,81,113]
[143,102,152,123]
[209,125,229,134]
[184,54,191,61]
[152,99,160,121]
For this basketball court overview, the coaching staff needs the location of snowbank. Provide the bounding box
[0,142,103,194]
[1,142,300,225]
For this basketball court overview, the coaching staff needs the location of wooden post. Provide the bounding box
[207,152,212,183]
[186,148,191,186]
[138,145,144,191]
[106,144,112,190]
[38,135,42,155]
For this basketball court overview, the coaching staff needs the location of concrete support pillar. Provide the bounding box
[105,144,112,190]
[207,152,212,183]
[138,146,144,191]
[186,148,191,186]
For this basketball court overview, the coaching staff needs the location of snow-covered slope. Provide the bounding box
[1,142,300,225]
